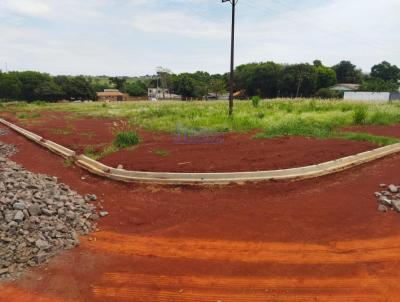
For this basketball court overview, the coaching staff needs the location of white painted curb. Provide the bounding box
[1,118,400,185]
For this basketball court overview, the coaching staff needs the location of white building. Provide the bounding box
[344,91,400,102]
[147,88,180,100]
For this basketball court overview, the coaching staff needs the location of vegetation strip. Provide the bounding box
[2,118,400,185]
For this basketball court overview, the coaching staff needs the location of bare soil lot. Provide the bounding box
[2,125,400,301]
[344,124,400,138]
[2,111,382,172]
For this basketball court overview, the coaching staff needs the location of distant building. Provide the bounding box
[96,89,128,102]
[330,83,360,92]
[147,88,181,100]
[344,91,400,102]
[203,93,229,100]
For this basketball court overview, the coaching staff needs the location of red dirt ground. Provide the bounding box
[344,124,400,138]
[2,125,400,301]
[1,111,380,172]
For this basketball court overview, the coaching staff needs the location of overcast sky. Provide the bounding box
[0,0,398,76]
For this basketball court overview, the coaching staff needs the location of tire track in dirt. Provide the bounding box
[83,231,400,265]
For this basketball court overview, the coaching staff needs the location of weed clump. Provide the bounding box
[114,131,140,148]
[353,106,367,125]
[251,96,261,108]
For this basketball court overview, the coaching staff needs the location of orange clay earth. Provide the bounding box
[1,119,400,301]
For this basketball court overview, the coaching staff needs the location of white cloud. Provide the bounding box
[0,0,398,75]
[131,10,226,39]
[0,0,51,17]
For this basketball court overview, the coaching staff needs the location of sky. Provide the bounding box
[0,0,399,76]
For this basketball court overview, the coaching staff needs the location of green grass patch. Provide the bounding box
[84,144,119,160]
[63,158,75,167]
[255,118,334,139]
[339,132,399,146]
[114,131,140,149]
[4,99,400,144]
[16,112,41,119]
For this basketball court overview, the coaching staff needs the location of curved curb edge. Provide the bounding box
[1,118,400,185]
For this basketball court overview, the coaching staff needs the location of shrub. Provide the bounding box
[114,131,140,148]
[353,106,367,125]
[257,112,265,119]
[315,88,341,99]
[251,96,261,108]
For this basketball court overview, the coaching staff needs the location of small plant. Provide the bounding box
[154,149,170,157]
[114,131,140,148]
[110,120,134,135]
[257,112,265,119]
[353,106,367,125]
[101,103,107,108]
[84,145,101,160]
[251,96,261,108]
[63,158,75,167]
[110,120,140,148]
[16,112,41,119]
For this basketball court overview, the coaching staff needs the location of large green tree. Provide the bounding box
[0,73,22,99]
[360,78,399,92]
[371,61,400,82]
[315,65,337,89]
[123,81,147,97]
[54,76,95,100]
[109,77,127,90]
[332,61,363,84]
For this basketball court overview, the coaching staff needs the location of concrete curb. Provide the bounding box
[2,118,400,185]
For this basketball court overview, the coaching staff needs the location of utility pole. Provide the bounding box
[223,0,238,116]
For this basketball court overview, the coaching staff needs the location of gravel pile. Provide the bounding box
[0,129,8,136]
[0,141,17,158]
[0,142,101,280]
[375,184,400,213]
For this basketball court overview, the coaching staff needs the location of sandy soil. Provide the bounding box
[1,125,400,301]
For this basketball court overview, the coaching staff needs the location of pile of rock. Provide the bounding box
[375,184,400,213]
[0,146,101,280]
[0,129,8,136]
[0,141,17,158]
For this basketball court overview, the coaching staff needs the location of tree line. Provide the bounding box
[169,60,399,99]
[0,60,398,102]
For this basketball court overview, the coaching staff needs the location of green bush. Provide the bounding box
[315,88,341,99]
[257,112,265,119]
[114,131,140,148]
[353,106,367,125]
[251,96,261,108]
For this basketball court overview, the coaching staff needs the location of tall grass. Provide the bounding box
[114,131,140,148]
[4,99,400,136]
